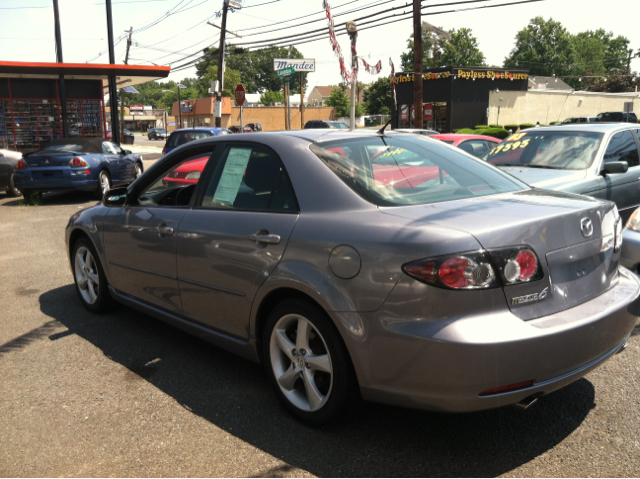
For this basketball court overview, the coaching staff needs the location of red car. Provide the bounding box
[162,155,209,187]
[429,134,502,158]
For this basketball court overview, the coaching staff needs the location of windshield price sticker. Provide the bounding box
[213,148,252,205]
[490,133,530,155]
[375,147,405,160]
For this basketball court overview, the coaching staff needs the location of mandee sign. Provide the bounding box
[272,58,316,73]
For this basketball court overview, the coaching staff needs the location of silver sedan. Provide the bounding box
[65,130,640,425]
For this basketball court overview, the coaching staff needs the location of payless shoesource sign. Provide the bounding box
[394,69,528,83]
[272,58,316,72]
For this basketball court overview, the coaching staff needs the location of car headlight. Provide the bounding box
[185,171,200,180]
[626,209,640,232]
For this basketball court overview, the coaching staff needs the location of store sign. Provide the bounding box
[130,104,144,111]
[395,71,450,84]
[424,103,433,121]
[400,105,409,122]
[456,69,528,80]
[273,58,316,73]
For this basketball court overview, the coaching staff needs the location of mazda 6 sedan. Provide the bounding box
[65,129,640,425]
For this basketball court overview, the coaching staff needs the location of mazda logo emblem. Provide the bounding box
[580,218,593,238]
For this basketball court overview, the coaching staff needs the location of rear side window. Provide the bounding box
[458,140,489,157]
[166,131,214,148]
[200,145,298,212]
[604,130,640,166]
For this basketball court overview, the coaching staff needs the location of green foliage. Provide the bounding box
[550,121,559,125]
[473,128,510,139]
[456,128,476,134]
[197,45,307,93]
[440,28,486,67]
[401,28,486,71]
[589,72,640,93]
[325,88,350,117]
[519,123,536,130]
[354,102,364,118]
[202,65,242,101]
[363,76,392,115]
[259,91,285,106]
[118,79,205,112]
[504,124,520,132]
[489,124,503,129]
[474,125,488,129]
[504,17,576,80]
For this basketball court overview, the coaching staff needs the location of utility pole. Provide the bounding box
[105,0,120,145]
[346,21,358,131]
[413,0,423,129]
[215,1,229,128]
[52,0,68,138]
[120,27,133,142]
[300,72,305,129]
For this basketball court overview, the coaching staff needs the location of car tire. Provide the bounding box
[71,238,114,313]
[95,170,111,200]
[6,173,21,197]
[134,162,143,179]
[263,298,358,426]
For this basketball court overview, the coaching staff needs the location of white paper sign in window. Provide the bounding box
[212,147,252,206]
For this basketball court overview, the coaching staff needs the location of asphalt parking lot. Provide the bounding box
[1,178,639,476]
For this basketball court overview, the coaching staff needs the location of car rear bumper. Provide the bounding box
[621,228,640,274]
[14,169,98,192]
[337,267,640,413]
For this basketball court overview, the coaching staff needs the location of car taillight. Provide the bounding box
[480,380,533,396]
[161,147,167,156]
[14,159,28,169]
[403,251,497,290]
[487,246,543,285]
[403,246,543,290]
[68,157,89,167]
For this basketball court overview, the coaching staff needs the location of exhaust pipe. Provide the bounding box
[513,393,543,410]
[617,341,628,354]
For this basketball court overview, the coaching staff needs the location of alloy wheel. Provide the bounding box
[269,313,333,412]
[74,246,99,305]
[99,172,110,196]
[135,163,143,178]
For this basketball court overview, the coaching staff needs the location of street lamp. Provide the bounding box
[162,83,187,129]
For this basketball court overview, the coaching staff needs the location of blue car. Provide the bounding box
[13,138,143,200]
[162,127,231,156]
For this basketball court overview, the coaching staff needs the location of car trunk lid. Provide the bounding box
[23,150,83,167]
[380,189,620,320]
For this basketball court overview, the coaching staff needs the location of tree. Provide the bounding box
[259,91,285,106]
[504,17,576,81]
[439,28,486,67]
[363,76,392,115]
[202,65,242,101]
[326,87,350,117]
[589,72,640,93]
[400,28,486,71]
[196,45,307,93]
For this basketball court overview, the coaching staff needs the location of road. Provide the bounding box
[0,180,639,477]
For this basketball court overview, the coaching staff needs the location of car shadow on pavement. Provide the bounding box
[38,284,597,478]
[0,190,98,207]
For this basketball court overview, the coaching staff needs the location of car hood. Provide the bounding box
[498,166,587,189]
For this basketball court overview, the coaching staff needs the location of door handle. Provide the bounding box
[249,233,281,245]
[156,224,174,236]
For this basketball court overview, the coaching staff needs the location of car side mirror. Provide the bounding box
[104,186,128,206]
[602,161,629,175]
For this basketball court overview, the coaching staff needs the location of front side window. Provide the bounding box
[137,151,214,207]
[201,145,298,212]
[458,140,489,157]
[310,135,525,207]
[604,130,639,166]
[485,131,603,170]
[102,142,117,154]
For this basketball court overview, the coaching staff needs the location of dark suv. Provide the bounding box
[304,120,349,129]
[162,127,230,155]
[596,112,639,123]
[148,128,168,140]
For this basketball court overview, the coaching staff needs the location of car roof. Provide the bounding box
[430,133,500,142]
[535,123,638,133]
[171,127,228,133]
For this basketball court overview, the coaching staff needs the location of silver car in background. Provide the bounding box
[65,130,639,425]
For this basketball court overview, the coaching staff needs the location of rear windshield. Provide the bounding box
[309,136,525,207]
[44,144,83,151]
[167,131,214,148]
[484,131,603,170]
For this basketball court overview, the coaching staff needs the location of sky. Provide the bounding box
[1,0,639,97]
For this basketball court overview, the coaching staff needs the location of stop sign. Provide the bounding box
[235,84,246,106]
